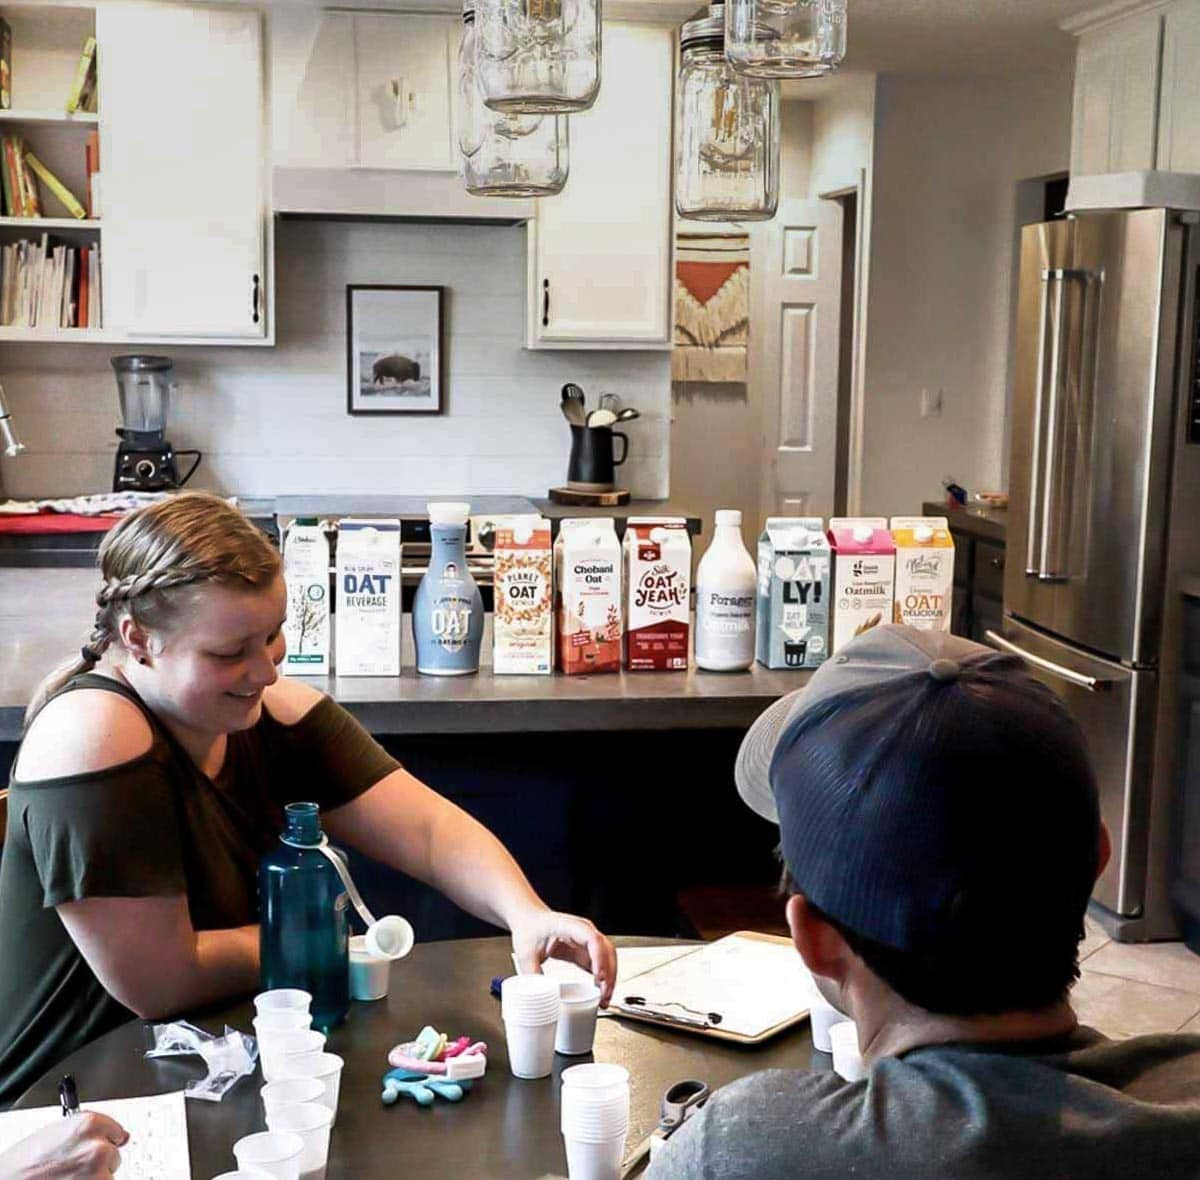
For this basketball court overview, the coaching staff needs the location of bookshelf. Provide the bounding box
[0,216,97,230]
[0,109,97,126]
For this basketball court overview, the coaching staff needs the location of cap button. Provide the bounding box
[929,658,961,683]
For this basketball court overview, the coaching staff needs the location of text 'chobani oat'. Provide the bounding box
[493,515,553,675]
[624,517,691,671]
[890,516,954,632]
[555,518,622,675]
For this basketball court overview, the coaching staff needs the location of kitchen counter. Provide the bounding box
[922,500,1008,543]
[0,568,804,741]
[533,498,704,537]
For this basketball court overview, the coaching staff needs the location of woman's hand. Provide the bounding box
[511,909,618,1006]
[0,1112,128,1178]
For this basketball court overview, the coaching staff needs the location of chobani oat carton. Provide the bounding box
[493,516,553,675]
[624,517,691,671]
[555,518,622,675]
[890,516,954,632]
[756,517,830,669]
[828,517,895,653]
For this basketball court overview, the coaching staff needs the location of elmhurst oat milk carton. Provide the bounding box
[756,517,831,669]
[555,518,622,675]
[283,518,330,675]
[828,517,895,653]
[890,516,954,632]
[335,518,402,676]
[494,515,553,675]
[624,517,691,671]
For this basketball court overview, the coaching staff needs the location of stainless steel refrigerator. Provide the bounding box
[996,207,1200,941]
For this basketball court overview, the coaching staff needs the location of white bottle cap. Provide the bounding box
[914,525,934,543]
[428,502,470,527]
[853,526,874,543]
[715,509,742,527]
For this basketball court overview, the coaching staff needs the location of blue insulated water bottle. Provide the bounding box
[412,501,484,675]
[260,802,350,1031]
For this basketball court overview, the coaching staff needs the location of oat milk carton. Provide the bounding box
[624,517,691,671]
[555,518,622,675]
[494,516,553,675]
[283,518,330,675]
[890,516,955,632]
[828,517,895,653]
[756,518,831,669]
[335,518,402,676]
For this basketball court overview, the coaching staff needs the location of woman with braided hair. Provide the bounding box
[0,492,615,1109]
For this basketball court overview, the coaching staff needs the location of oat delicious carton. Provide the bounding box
[493,515,553,675]
[828,517,895,653]
[624,517,691,671]
[335,518,402,676]
[890,516,954,632]
[283,518,330,676]
[555,518,622,675]
[755,517,831,669]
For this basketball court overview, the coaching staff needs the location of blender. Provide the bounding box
[111,355,201,492]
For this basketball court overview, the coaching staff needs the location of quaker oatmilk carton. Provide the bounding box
[494,515,553,675]
[624,517,691,671]
[828,517,895,653]
[282,518,330,675]
[555,518,622,675]
[756,517,831,669]
[335,518,402,676]
[890,516,955,632]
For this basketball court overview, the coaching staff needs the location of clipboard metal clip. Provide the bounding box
[619,996,724,1029]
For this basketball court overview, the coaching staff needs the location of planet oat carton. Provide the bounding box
[493,515,553,675]
[828,517,895,653]
[624,517,691,671]
[755,517,831,669]
[555,518,622,675]
[890,516,954,632]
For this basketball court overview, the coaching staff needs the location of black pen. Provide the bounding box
[58,1074,80,1118]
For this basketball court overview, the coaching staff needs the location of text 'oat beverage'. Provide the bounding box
[624,517,691,671]
[335,518,402,676]
[828,517,895,653]
[283,518,330,676]
[556,519,622,675]
[695,509,756,672]
[756,518,830,669]
[494,516,553,675]
[890,516,954,632]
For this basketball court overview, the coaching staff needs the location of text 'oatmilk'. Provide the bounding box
[494,516,553,675]
[283,518,330,676]
[828,518,895,653]
[335,518,402,676]
[624,517,691,671]
[756,518,831,669]
[555,519,622,675]
[890,516,954,632]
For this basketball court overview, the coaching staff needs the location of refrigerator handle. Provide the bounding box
[1026,271,1052,577]
[984,630,1111,692]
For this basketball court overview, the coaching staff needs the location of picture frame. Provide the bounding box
[346,284,445,416]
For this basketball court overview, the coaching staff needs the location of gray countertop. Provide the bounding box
[0,569,805,741]
[922,501,1008,543]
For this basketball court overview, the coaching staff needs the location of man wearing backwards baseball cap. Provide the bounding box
[650,625,1200,1179]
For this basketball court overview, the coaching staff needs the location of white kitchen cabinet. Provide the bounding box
[525,23,675,350]
[1157,0,1200,171]
[98,2,268,339]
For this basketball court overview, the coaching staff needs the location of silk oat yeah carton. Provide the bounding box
[828,517,895,653]
[624,517,691,671]
[555,518,622,675]
[890,516,954,632]
[335,518,402,676]
[283,518,330,675]
[756,517,831,669]
[493,516,553,675]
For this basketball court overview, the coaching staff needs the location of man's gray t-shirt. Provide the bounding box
[648,1028,1200,1179]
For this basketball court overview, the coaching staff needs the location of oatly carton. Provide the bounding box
[756,518,831,669]
[494,515,553,675]
[335,518,402,676]
[555,518,622,675]
[890,516,954,632]
[624,517,691,671]
[828,517,895,653]
[283,518,331,676]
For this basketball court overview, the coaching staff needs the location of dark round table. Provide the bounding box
[17,937,814,1178]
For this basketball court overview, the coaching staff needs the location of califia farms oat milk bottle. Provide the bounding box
[695,509,756,671]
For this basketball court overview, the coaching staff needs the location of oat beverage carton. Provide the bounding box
[283,517,331,675]
[335,518,402,676]
[494,515,553,675]
[890,516,954,632]
[756,518,831,669]
[624,517,691,671]
[828,517,895,653]
[555,518,622,675]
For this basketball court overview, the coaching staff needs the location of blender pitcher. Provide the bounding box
[112,354,174,439]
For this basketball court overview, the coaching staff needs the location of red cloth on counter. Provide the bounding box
[0,512,121,534]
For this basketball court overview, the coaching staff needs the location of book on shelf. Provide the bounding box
[13,138,39,217]
[85,131,99,218]
[65,37,98,116]
[23,151,87,220]
[0,18,11,112]
[0,234,101,329]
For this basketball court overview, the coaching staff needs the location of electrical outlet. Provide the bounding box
[920,388,944,419]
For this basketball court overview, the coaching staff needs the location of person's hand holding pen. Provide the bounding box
[0,1076,128,1178]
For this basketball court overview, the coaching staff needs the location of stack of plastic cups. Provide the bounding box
[211,1172,275,1180]
[261,1076,326,1120]
[560,1064,630,1180]
[265,1102,335,1180]
[231,1130,305,1180]
[274,1052,346,1125]
[808,993,849,1054]
[502,975,562,1079]
[253,990,315,1083]
[259,1029,326,1084]
[829,1020,867,1082]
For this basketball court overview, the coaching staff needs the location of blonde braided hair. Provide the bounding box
[26,492,282,727]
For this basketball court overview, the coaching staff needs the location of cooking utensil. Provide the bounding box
[587,409,618,428]
[615,408,641,424]
[561,382,587,410]
[599,392,622,413]
[561,399,587,428]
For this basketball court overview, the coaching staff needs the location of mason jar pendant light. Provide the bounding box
[725,0,846,78]
[474,0,601,114]
[676,3,779,222]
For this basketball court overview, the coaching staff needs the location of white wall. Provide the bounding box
[859,66,1073,516]
[0,219,671,499]
[809,72,877,200]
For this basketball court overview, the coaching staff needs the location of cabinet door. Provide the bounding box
[526,23,674,349]
[98,2,265,338]
[1157,1,1200,171]
[354,14,456,172]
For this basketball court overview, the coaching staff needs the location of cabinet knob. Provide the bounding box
[542,278,550,328]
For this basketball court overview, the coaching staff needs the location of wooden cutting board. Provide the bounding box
[548,487,632,506]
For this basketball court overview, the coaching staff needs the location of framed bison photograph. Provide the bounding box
[346,285,445,415]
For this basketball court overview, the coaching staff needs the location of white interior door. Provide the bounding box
[98,2,265,338]
[752,198,843,520]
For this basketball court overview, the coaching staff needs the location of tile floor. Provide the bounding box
[1073,917,1200,1038]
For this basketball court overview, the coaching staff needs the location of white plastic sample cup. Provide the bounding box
[556,981,601,1056]
[254,1011,313,1036]
[232,1131,305,1180]
[561,1064,630,1180]
[829,1020,867,1082]
[259,1029,326,1083]
[349,935,391,1002]
[261,1076,326,1120]
[564,1134,626,1180]
[276,1052,345,1124]
[502,975,561,1080]
[211,1172,276,1180]
[809,994,850,1054]
[254,989,312,1017]
[266,1101,334,1180]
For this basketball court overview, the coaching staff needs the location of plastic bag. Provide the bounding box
[145,1020,258,1102]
